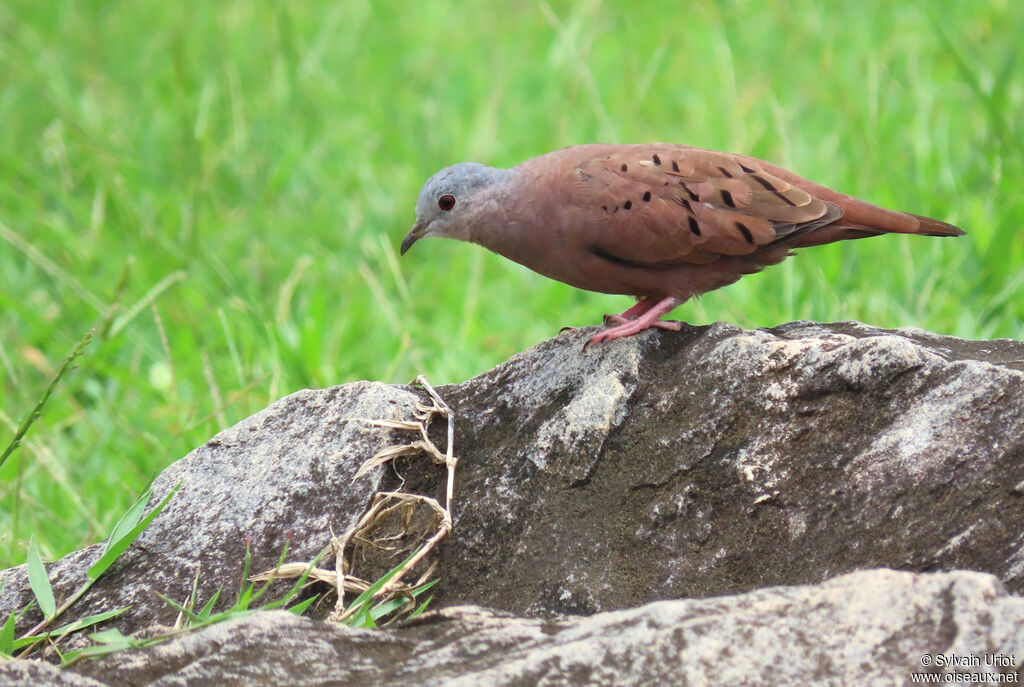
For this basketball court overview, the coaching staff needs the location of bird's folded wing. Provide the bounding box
[568,148,842,266]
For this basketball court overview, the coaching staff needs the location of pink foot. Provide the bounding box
[587,296,681,348]
[604,314,682,331]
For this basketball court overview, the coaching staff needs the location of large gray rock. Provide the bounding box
[426,321,1024,614]
[64,570,1024,686]
[2,321,1023,684]
[0,661,103,687]
[0,381,415,642]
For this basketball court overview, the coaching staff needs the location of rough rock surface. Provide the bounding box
[0,382,413,642]
[2,321,1023,684]
[427,321,1024,615]
[33,570,1024,686]
[0,661,104,687]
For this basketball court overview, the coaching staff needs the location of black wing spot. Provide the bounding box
[671,160,680,172]
[774,191,796,206]
[751,175,795,206]
[721,190,736,208]
[621,163,628,172]
[652,154,661,166]
[717,166,734,178]
[736,222,755,244]
[673,196,693,212]
[688,217,701,236]
[623,200,633,210]
[739,163,756,173]
[642,191,652,202]
[679,181,699,201]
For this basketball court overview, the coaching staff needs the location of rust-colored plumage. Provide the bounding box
[403,144,964,345]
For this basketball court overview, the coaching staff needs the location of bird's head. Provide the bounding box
[401,162,508,255]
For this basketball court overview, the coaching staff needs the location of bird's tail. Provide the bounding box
[794,209,965,248]
[909,213,966,237]
[752,158,966,247]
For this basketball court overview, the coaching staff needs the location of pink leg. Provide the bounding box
[613,298,659,320]
[588,296,682,347]
[603,297,677,330]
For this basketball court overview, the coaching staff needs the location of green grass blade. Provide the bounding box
[262,546,326,611]
[57,630,138,667]
[107,270,187,339]
[286,594,319,616]
[60,629,143,667]
[370,578,438,622]
[197,586,222,621]
[409,578,438,598]
[367,597,408,621]
[88,628,133,645]
[156,592,203,624]
[102,488,152,556]
[185,568,199,615]
[36,607,129,640]
[88,482,181,581]
[0,613,14,655]
[351,606,376,629]
[27,536,56,619]
[237,539,253,603]
[406,595,433,620]
[244,539,290,608]
[347,546,421,608]
[60,643,129,665]
[0,331,92,470]
[11,607,129,650]
[342,545,424,627]
[235,584,254,612]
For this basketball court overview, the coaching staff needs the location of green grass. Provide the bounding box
[1,0,1021,568]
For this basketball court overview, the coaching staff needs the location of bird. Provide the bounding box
[401,144,964,346]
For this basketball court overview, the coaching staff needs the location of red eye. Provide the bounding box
[438,194,456,211]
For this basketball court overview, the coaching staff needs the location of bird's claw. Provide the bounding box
[584,319,682,350]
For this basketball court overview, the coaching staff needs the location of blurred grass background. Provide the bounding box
[0,0,1021,567]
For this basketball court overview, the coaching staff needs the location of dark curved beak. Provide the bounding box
[400,221,426,256]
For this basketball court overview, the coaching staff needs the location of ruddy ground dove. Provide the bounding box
[401,144,964,345]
